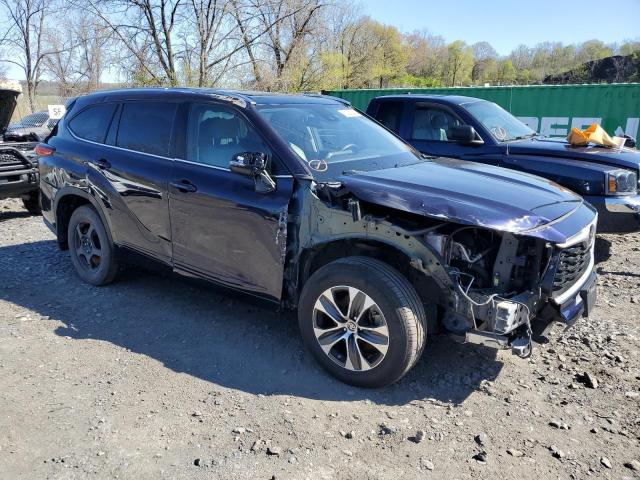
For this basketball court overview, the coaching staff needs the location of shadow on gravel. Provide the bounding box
[0,240,503,406]
[594,236,612,265]
[0,210,33,222]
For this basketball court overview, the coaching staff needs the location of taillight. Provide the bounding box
[35,144,55,156]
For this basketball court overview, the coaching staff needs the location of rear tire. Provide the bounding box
[68,205,118,286]
[21,191,41,215]
[298,256,427,388]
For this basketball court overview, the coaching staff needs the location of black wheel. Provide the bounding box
[298,256,427,388]
[21,191,41,215]
[67,205,118,286]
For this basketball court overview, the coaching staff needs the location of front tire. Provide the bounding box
[68,205,118,286]
[298,257,427,388]
[21,191,41,215]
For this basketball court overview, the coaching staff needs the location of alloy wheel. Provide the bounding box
[312,286,390,371]
[73,221,102,271]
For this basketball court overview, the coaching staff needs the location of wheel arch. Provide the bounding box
[54,186,114,250]
[297,237,443,332]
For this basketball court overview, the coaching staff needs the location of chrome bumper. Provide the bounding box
[588,194,640,213]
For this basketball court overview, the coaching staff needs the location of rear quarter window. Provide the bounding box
[68,103,117,143]
[116,102,177,157]
[374,101,403,134]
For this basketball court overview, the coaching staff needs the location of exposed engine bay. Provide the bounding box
[1,131,43,143]
[425,226,548,356]
[295,183,595,359]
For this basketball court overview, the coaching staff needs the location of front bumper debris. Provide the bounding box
[459,268,597,357]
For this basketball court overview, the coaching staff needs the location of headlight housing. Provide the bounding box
[606,169,638,195]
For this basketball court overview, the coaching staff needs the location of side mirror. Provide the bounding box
[449,125,484,145]
[229,152,276,194]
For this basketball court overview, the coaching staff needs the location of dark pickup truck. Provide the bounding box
[366,95,640,232]
[0,85,41,214]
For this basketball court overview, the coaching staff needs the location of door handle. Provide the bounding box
[94,158,111,170]
[170,179,197,193]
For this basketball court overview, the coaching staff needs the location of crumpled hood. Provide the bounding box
[0,88,20,135]
[509,137,640,171]
[339,157,594,242]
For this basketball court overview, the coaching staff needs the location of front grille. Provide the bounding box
[0,150,29,171]
[553,242,592,295]
[0,151,20,163]
[0,149,32,183]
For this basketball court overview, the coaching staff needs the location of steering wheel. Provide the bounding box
[490,126,508,141]
[341,143,358,152]
[326,143,359,160]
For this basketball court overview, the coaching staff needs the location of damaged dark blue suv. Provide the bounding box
[38,88,598,387]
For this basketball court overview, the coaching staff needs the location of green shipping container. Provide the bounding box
[323,84,640,140]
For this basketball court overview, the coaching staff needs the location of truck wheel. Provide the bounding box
[298,256,427,388]
[67,205,118,286]
[21,191,41,215]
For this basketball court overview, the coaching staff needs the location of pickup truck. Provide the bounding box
[0,83,41,214]
[366,95,640,232]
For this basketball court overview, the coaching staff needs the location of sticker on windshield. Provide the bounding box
[338,109,362,118]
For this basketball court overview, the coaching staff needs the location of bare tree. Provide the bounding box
[78,0,183,85]
[44,15,113,96]
[405,30,446,79]
[0,0,53,110]
[187,0,231,86]
[238,0,326,90]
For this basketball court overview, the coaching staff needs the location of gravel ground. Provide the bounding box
[0,197,639,480]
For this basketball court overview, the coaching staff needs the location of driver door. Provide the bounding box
[168,102,294,301]
[407,103,501,166]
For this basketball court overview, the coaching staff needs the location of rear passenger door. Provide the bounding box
[168,102,294,301]
[88,101,176,263]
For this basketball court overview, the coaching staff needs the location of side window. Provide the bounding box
[411,106,462,142]
[375,101,403,134]
[117,102,177,157]
[186,103,274,170]
[68,103,117,143]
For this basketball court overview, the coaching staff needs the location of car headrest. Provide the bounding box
[431,113,447,129]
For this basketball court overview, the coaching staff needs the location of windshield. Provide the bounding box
[12,111,48,128]
[256,103,422,179]
[464,101,535,142]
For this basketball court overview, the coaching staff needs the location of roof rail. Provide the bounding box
[303,92,351,106]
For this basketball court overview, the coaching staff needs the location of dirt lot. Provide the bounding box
[0,197,639,480]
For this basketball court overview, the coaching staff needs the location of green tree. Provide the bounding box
[443,40,473,86]
[495,58,516,85]
[369,22,407,87]
[578,39,614,64]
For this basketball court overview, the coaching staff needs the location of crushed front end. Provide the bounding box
[295,178,599,359]
[424,218,597,357]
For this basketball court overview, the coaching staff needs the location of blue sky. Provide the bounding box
[362,0,640,54]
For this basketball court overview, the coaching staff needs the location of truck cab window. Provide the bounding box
[375,101,403,133]
[411,106,461,142]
